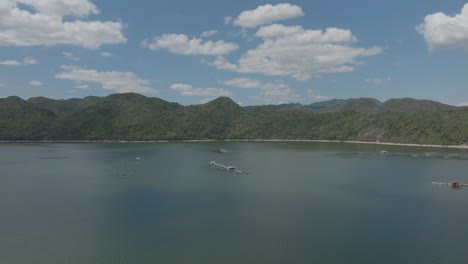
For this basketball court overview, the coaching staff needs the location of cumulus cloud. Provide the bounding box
[0,0,126,49]
[222,78,264,89]
[222,78,300,104]
[234,3,304,28]
[63,52,80,61]
[307,90,330,102]
[201,30,218,38]
[55,65,155,94]
[209,24,381,80]
[15,0,99,17]
[224,16,233,25]
[417,3,468,51]
[76,84,89,89]
[100,51,112,57]
[0,56,39,66]
[0,60,22,66]
[142,34,238,56]
[170,83,232,97]
[23,56,39,64]
[29,80,43,86]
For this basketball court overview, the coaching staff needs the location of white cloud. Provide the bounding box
[224,16,232,25]
[170,83,232,97]
[201,30,217,38]
[0,0,126,49]
[29,80,43,86]
[0,56,39,66]
[417,3,468,51]
[222,78,300,104]
[100,51,112,57]
[55,65,155,94]
[209,24,381,80]
[0,60,22,66]
[365,77,391,86]
[22,56,39,64]
[15,0,99,17]
[76,84,89,89]
[222,78,264,89]
[142,34,238,56]
[234,3,304,28]
[63,52,80,61]
[307,90,330,102]
[457,102,468,107]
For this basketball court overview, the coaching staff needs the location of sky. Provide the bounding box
[0,0,468,106]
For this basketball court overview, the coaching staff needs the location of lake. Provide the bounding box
[1,142,468,264]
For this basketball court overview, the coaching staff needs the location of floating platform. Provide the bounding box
[210,161,242,174]
[432,181,468,189]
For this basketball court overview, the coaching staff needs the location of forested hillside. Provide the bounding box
[1,93,467,145]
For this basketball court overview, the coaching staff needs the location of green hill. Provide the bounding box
[381,98,454,112]
[27,96,103,116]
[0,93,467,146]
[48,93,183,140]
[0,96,55,140]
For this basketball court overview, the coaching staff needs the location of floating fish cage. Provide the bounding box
[210,161,242,174]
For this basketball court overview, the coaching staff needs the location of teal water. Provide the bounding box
[1,142,468,263]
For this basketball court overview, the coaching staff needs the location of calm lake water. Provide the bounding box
[1,142,468,264]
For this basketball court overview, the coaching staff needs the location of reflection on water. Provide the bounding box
[336,151,468,160]
[0,142,467,264]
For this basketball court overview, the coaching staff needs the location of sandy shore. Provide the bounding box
[0,139,467,149]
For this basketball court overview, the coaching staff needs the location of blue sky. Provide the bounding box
[1,0,468,106]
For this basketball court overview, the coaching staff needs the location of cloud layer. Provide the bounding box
[55,65,154,93]
[210,24,381,80]
[29,80,43,86]
[0,0,126,49]
[170,83,231,97]
[417,3,468,51]
[142,34,238,56]
[222,78,300,104]
[63,52,80,61]
[234,3,304,28]
[0,56,38,66]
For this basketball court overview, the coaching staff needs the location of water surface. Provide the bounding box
[1,142,467,264]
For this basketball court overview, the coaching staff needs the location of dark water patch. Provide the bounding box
[38,156,69,160]
[335,151,468,161]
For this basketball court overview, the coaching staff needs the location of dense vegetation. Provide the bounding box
[1,93,468,145]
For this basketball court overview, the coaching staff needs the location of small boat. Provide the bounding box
[380,150,388,154]
[450,181,461,189]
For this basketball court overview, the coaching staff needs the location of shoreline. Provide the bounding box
[0,139,467,149]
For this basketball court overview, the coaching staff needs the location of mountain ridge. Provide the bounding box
[1,93,468,145]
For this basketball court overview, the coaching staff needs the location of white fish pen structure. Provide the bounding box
[432,181,468,189]
[210,161,243,174]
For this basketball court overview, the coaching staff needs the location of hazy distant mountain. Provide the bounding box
[380,98,454,112]
[247,98,455,113]
[308,98,382,112]
[1,93,467,145]
[245,103,311,112]
[27,96,103,115]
